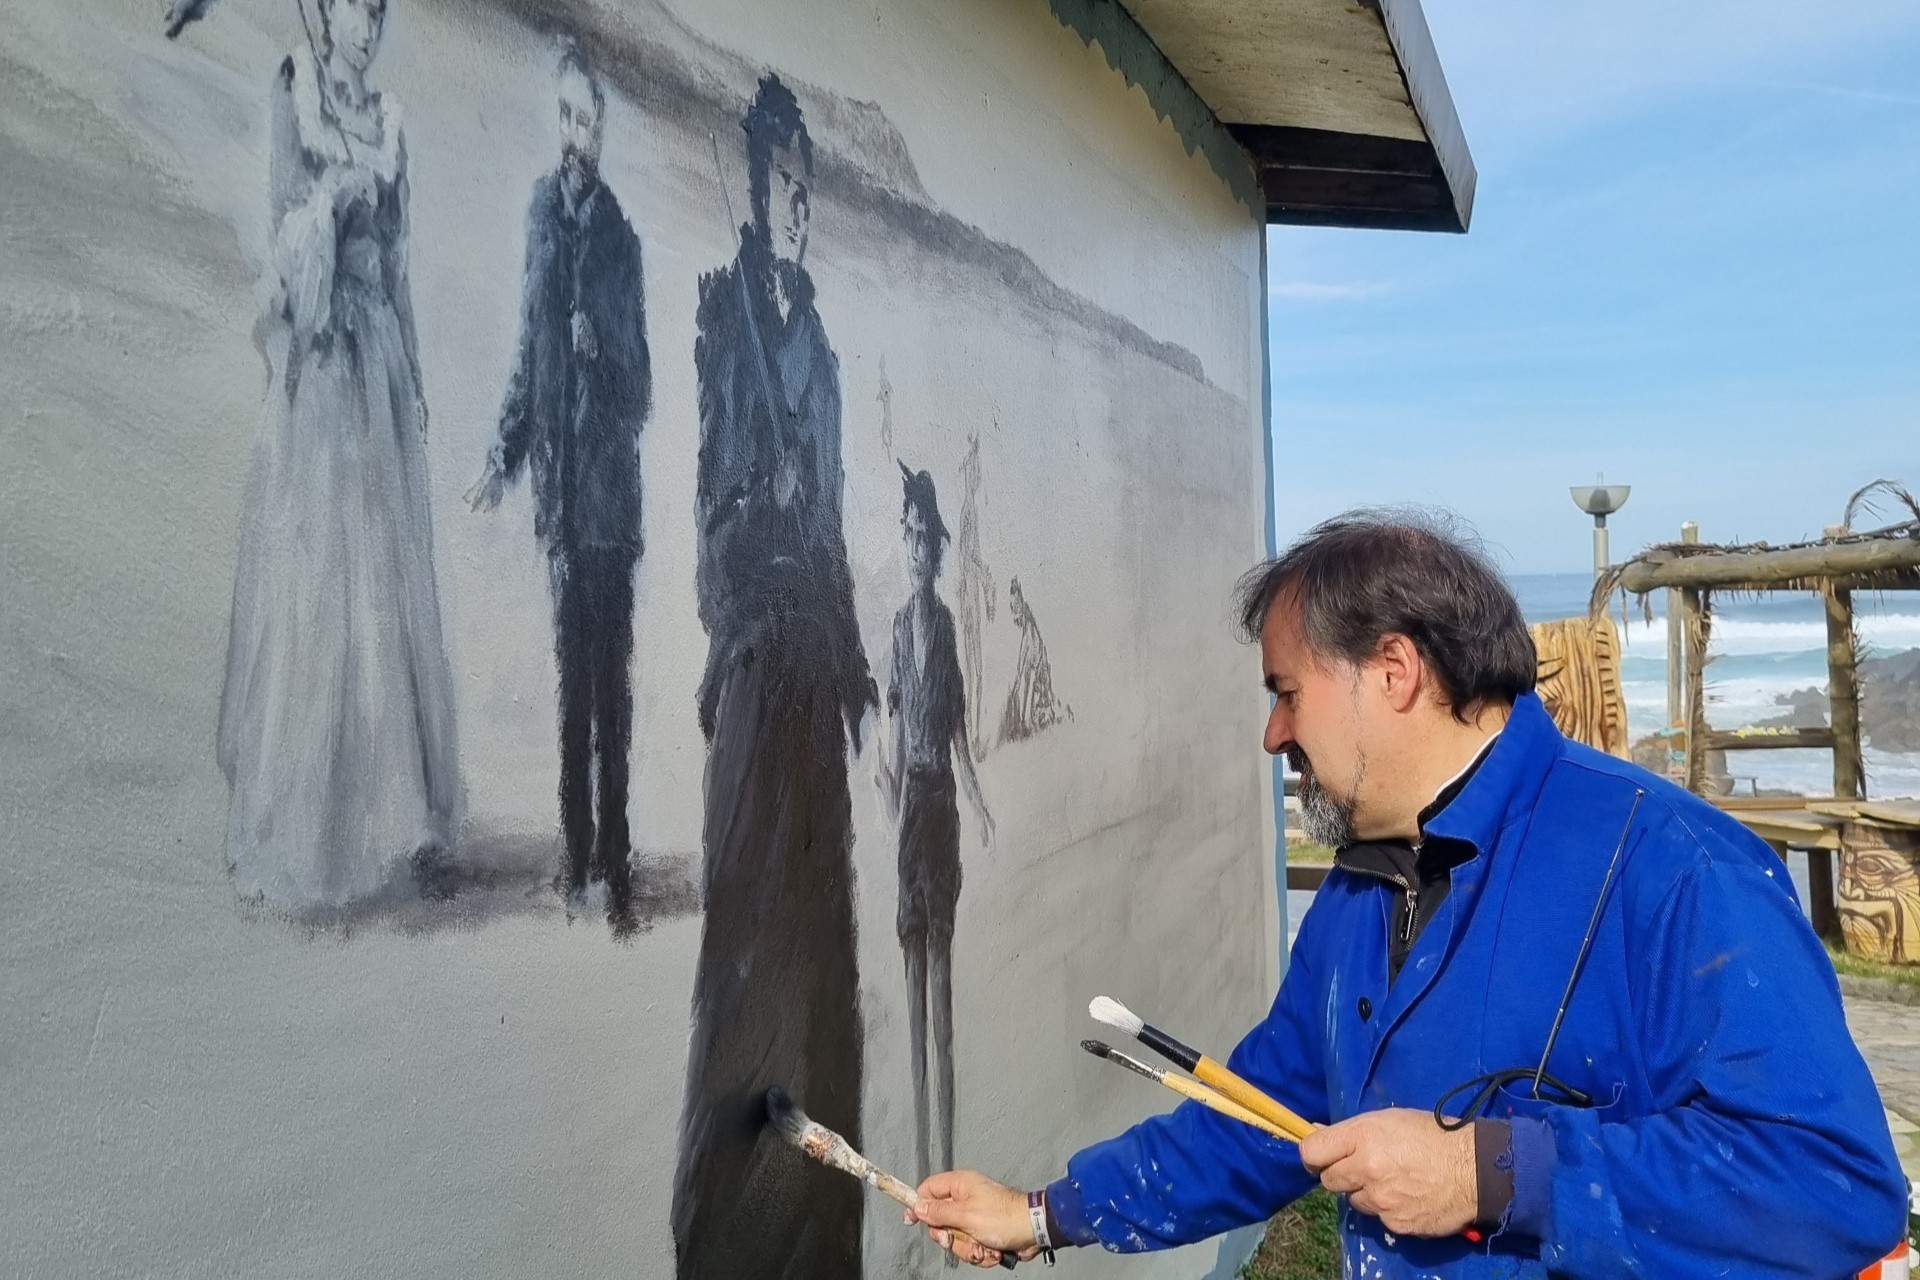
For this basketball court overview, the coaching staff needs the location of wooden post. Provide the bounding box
[1682,587,1710,794]
[1807,847,1841,941]
[1825,587,1864,799]
[1665,521,1698,730]
[1821,526,1865,802]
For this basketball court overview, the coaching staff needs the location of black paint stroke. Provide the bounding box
[673,75,877,1280]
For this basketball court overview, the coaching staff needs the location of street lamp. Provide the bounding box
[1570,473,1630,580]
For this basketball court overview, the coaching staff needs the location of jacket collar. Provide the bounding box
[1421,692,1563,856]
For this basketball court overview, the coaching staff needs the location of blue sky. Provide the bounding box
[1265,0,1920,575]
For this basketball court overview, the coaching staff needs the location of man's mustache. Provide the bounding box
[1285,746,1314,780]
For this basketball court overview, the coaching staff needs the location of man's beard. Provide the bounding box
[562,148,597,190]
[1287,746,1362,848]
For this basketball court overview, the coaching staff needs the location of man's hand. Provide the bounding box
[465,458,506,513]
[908,1171,1039,1268]
[1298,1108,1477,1237]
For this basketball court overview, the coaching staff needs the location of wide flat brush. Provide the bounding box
[765,1087,1015,1270]
[1089,996,1315,1141]
[1081,1040,1297,1142]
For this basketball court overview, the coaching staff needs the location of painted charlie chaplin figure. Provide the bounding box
[470,45,650,931]
[876,464,994,1184]
[672,73,878,1280]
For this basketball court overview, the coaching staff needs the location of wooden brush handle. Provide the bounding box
[831,1146,1014,1269]
[1158,1073,1297,1142]
[1192,1057,1316,1140]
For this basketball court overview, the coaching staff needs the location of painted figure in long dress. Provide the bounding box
[216,0,462,915]
[875,464,993,1184]
[673,73,878,1279]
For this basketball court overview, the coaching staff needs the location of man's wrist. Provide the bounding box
[1472,1120,1514,1228]
[1042,1177,1098,1248]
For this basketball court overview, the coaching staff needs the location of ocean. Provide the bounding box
[1513,572,1920,799]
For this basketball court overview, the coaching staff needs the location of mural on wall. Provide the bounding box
[998,575,1073,746]
[955,427,995,761]
[876,463,994,1181]
[1839,823,1920,964]
[673,74,878,1279]
[212,0,465,918]
[0,0,1259,1269]
[467,44,651,936]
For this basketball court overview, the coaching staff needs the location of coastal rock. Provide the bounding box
[1756,648,1920,752]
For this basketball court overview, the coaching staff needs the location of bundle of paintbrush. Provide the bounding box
[1085,996,1316,1142]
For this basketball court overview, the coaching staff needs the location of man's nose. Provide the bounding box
[1263,703,1293,757]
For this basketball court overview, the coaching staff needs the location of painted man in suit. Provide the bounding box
[672,73,878,1279]
[471,45,649,933]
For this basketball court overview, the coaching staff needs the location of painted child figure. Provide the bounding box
[877,463,994,1183]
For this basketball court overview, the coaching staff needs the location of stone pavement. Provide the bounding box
[1845,994,1920,1182]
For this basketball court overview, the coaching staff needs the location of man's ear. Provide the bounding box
[1375,633,1425,714]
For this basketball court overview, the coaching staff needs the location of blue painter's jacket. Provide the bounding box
[1050,694,1905,1277]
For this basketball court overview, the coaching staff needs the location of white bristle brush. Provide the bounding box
[1088,996,1314,1140]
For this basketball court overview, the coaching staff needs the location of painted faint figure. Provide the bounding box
[998,575,1071,745]
[216,0,462,915]
[954,427,994,760]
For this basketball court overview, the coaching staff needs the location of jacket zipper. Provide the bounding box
[1338,860,1420,950]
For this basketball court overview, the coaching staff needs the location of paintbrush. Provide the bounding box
[1080,1040,1298,1142]
[1089,997,1315,1141]
[764,1087,1016,1270]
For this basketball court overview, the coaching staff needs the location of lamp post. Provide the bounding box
[1570,474,1630,581]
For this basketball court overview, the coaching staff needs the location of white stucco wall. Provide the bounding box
[0,0,1275,1274]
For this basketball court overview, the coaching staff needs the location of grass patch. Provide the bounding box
[1826,941,1920,991]
[1241,1190,1340,1280]
[1286,842,1336,866]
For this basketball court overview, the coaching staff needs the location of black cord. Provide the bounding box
[1433,1068,1594,1131]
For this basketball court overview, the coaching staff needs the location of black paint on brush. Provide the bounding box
[1138,1023,1203,1073]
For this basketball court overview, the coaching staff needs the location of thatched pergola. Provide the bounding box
[1591,482,1920,946]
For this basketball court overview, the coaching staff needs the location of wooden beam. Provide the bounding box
[1700,727,1838,752]
[1375,0,1477,232]
[1617,536,1920,592]
[1286,864,1331,891]
[1666,521,1698,730]
[1232,125,1462,232]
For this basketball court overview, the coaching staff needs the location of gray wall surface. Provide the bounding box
[1,0,1276,1274]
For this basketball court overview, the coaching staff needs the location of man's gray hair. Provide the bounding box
[1234,508,1536,719]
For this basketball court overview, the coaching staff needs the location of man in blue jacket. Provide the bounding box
[909,511,1906,1276]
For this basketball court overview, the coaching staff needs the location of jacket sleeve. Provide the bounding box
[609,213,651,432]
[1536,847,1907,1277]
[493,189,546,481]
[1049,904,1332,1251]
